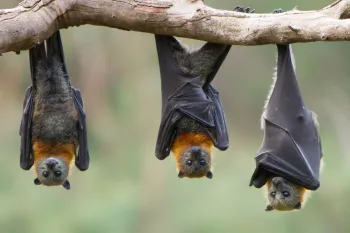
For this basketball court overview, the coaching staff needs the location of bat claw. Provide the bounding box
[272,8,284,14]
[234,5,241,11]
[234,5,255,13]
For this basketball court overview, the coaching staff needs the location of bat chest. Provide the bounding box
[32,92,78,143]
[176,117,207,134]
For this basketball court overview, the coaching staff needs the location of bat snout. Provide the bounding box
[189,146,209,160]
[44,158,59,169]
[190,146,202,155]
[272,177,283,187]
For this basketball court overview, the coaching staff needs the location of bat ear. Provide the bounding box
[62,180,70,190]
[206,171,213,179]
[294,202,301,210]
[265,204,274,211]
[178,171,185,178]
[34,178,41,185]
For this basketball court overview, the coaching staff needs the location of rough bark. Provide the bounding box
[1,0,350,54]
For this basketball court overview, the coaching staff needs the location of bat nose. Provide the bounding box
[190,146,202,158]
[272,177,282,187]
[45,159,58,168]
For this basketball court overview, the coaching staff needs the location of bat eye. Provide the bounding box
[186,160,193,166]
[42,171,49,178]
[55,171,62,177]
[199,159,206,166]
[282,191,290,197]
[270,192,276,198]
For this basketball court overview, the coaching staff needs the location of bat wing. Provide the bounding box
[200,43,231,89]
[154,35,229,159]
[206,84,229,150]
[20,40,47,170]
[20,86,34,170]
[250,45,322,190]
[155,81,216,159]
[72,88,90,171]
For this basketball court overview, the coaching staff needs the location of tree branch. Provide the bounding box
[1,0,350,54]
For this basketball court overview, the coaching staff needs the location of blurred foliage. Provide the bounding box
[0,0,350,233]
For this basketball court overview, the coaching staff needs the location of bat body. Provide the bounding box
[20,31,89,190]
[154,35,230,179]
[249,32,323,210]
[154,6,255,179]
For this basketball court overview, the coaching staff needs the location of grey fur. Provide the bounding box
[176,117,208,134]
[171,40,229,85]
[32,58,77,143]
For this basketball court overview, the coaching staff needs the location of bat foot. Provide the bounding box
[234,5,255,13]
[272,8,284,14]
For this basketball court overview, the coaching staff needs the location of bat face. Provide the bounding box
[265,177,304,211]
[172,131,214,179]
[35,157,69,186]
[177,146,212,178]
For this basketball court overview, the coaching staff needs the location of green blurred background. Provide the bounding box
[0,0,349,232]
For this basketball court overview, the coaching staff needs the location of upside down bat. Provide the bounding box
[19,31,89,190]
[154,6,255,179]
[249,8,323,212]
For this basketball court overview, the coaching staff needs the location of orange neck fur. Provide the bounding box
[298,186,308,204]
[33,140,75,173]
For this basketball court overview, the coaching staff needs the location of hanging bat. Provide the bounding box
[19,30,89,190]
[249,9,323,211]
[154,6,255,179]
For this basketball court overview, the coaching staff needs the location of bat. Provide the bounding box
[19,30,89,190]
[153,34,230,179]
[154,6,255,179]
[249,9,323,211]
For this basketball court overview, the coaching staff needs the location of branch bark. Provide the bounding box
[1,0,350,54]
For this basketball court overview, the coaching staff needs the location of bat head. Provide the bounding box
[265,176,306,211]
[177,146,212,179]
[35,157,69,187]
